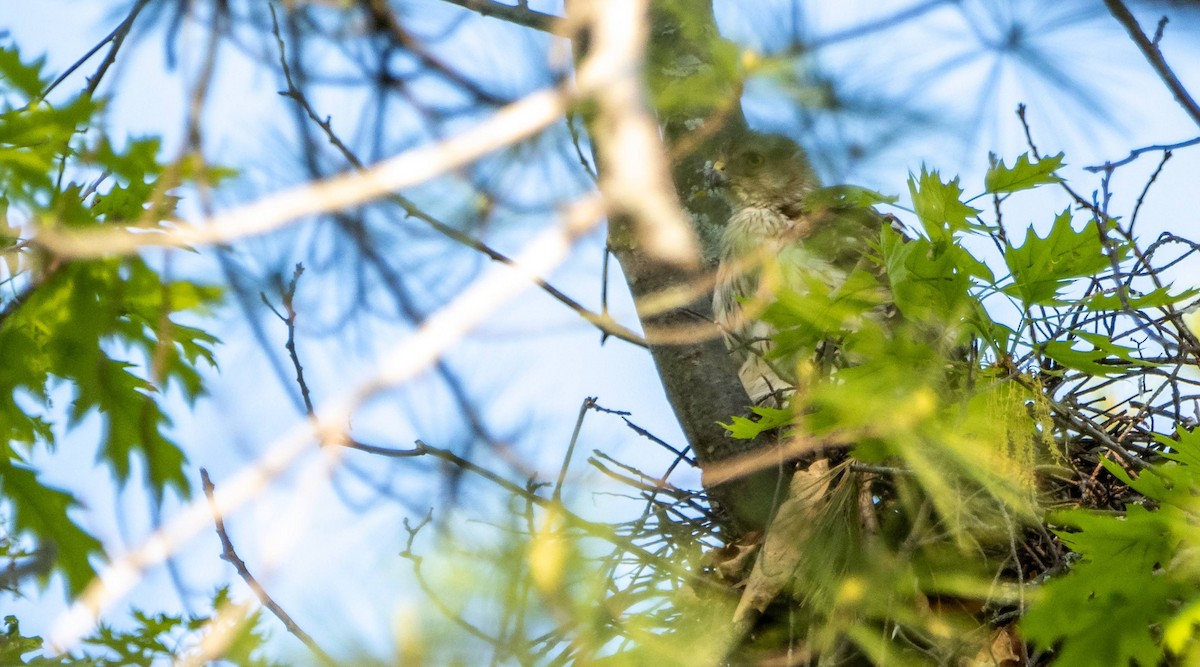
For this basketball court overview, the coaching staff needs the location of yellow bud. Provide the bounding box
[910,387,937,418]
[528,508,568,594]
[1183,307,1200,339]
[835,576,865,606]
[740,50,761,71]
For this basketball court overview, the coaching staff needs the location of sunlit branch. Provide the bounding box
[579,0,702,268]
[46,195,605,653]
[34,85,572,257]
[264,7,647,348]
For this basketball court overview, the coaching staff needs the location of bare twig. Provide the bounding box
[413,439,707,580]
[1084,135,1200,173]
[1103,0,1200,129]
[436,0,564,34]
[261,263,314,415]
[38,0,151,100]
[200,469,336,666]
[553,397,596,502]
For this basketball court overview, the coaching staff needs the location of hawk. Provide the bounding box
[710,132,898,407]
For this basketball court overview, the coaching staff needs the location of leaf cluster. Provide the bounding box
[0,44,225,595]
[698,149,1200,661]
[0,588,279,666]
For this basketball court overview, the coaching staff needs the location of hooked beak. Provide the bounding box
[705,159,728,189]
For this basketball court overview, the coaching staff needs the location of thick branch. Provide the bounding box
[575,0,784,531]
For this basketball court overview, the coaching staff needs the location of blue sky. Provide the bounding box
[5,0,1200,661]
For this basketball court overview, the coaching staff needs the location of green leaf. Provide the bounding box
[882,235,975,323]
[1158,427,1200,469]
[1082,285,1199,312]
[1023,505,1178,667]
[0,46,48,100]
[1041,332,1154,376]
[805,185,899,210]
[0,462,103,595]
[907,166,981,241]
[720,406,792,440]
[985,152,1065,194]
[1002,209,1118,306]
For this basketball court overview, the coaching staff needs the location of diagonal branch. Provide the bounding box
[47,195,606,654]
[266,8,646,348]
[437,0,565,35]
[34,84,571,257]
[200,469,336,666]
[1103,0,1200,129]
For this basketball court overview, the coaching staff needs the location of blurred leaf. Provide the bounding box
[806,185,898,210]
[0,46,48,101]
[1082,285,1199,311]
[0,462,102,595]
[907,167,981,241]
[1041,332,1154,376]
[882,235,975,323]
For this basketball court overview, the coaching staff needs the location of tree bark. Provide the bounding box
[573,0,785,532]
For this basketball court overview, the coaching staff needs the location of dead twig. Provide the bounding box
[199,468,337,666]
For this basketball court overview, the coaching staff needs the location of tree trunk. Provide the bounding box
[572,0,785,532]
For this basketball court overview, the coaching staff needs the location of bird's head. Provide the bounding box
[708,133,819,212]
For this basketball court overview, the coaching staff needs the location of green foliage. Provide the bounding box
[985,151,1065,194]
[0,589,278,666]
[1002,209,1118,306]
[702,145,1200,662]
[907,166,981,240]
[1022,428,1200,664]
[720,406,792,439]
[0,42,224,595]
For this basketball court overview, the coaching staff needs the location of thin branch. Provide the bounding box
[261,263,314,415]
[1084,135,1200,172]
[265,7,646,348]
[200,469,337,666]
[362,0,509,106]
[436,0,564,35]
[1130,150,1171,234]
[38,0,151,100]
[413,439,708,582]
[553,397,596,502]
[1103,0,1200,129]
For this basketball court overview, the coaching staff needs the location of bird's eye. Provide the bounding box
[743,152,765,167]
